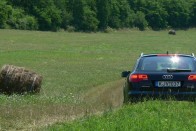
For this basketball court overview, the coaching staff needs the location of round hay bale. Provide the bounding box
[168,29,176,35]
[0,65,43,94]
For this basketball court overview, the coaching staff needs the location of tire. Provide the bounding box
[123,83,143,103]
[130,96,139,103]
[123,83,130,104]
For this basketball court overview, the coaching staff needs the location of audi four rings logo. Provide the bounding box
[162,75,173,79]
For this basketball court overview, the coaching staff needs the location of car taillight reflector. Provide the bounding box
[188,75,196,81]
[130,74,148,82]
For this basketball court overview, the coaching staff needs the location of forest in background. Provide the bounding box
[0,0,196,31]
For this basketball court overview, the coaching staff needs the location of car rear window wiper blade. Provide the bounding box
[167,68,192,72]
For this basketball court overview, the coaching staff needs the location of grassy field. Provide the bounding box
[0,29,196,130]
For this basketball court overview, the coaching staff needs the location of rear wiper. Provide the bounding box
[167,68,191,72]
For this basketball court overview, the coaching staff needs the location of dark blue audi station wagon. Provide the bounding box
[122,53,196,103]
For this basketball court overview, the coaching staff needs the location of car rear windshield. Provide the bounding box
[137,56,196,72]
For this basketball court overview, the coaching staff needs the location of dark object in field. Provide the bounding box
[168,30,176,35]
[0,65,43,94]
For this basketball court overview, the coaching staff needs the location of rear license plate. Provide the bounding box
[155,81,181,87]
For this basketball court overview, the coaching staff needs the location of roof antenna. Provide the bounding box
[167,51,169,54]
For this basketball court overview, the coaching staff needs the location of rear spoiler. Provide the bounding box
[140,52,195,57]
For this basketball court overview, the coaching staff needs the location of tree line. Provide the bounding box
[0,0,196,31]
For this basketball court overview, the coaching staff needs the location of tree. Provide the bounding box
[72,0,85,30]
[33,0,62,31]
[72,0,98,31]
[128,0,168,30]
[8,0,62,31]
[108,0,121,28]
[190,1,196,26]
[161,0,191,28]
[0,1,12,28]
[145,0,168,29]
[82,6,99,31]
[4,0,196,31]
[96,0,110,30]
[7,0,34,13]
[53,0,72,29]
[119,0,135,27]
[108,0,134,29]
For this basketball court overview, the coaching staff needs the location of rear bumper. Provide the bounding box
[128,91,196,101]
[128,91,196,95]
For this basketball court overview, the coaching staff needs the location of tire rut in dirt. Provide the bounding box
[82,79,124,113]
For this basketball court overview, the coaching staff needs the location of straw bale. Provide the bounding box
[168,29,176,35]
[0,65,43,94]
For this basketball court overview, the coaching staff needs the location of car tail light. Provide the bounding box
[130,74,148,82]
[188,75,196,81]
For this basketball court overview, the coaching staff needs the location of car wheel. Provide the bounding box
[123,83,130,104]
[130,95,145,103]
[130,96,139,103]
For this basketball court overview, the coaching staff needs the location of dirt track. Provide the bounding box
[17,79,125,130]
[83,79,124,112]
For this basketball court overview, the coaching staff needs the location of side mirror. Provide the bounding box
[121,71,130,77]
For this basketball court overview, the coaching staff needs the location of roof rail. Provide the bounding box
[140,53,144,57]
[192,53,195,57]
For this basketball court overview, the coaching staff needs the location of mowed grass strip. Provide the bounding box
[0,29,196,130]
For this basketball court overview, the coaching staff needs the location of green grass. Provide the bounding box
[46,100,196,131]
[0,29,196,130]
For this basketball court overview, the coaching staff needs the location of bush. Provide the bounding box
[14,15,38,30]
[66,26,75,32]
[0,1,12,28]
[133,11,148,31]
[7,8,38,30]
[25,16,38,30]
[104,26,114,33]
